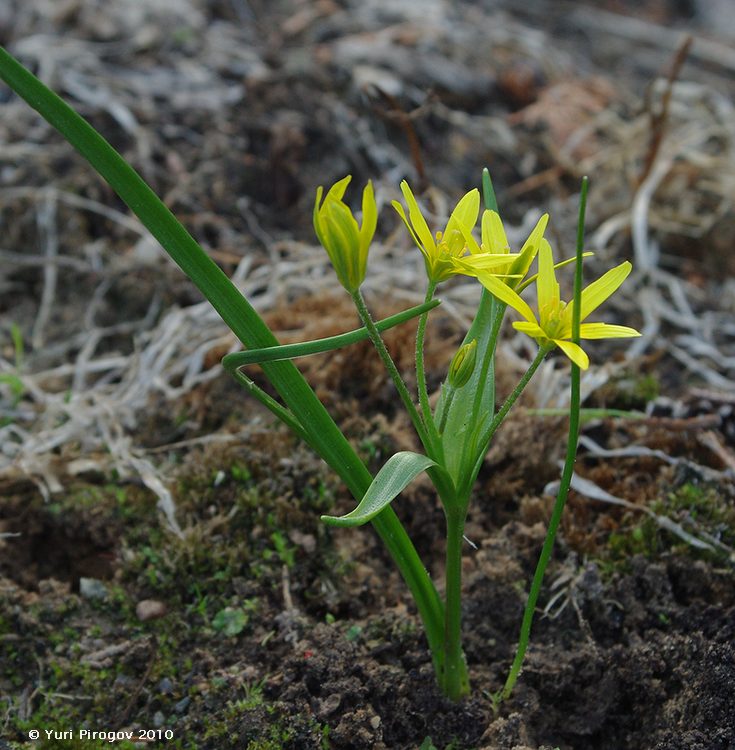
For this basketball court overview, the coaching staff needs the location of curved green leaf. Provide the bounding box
[222,299,439,368]
[321,452,436,527]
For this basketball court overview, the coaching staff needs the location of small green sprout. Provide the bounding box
[212,606,249,637]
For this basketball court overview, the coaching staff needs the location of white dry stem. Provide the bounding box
[545,470,729,556]
[30,191,59,349]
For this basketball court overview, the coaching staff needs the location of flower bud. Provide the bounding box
[313,176,377,294]
[448,339,477,388]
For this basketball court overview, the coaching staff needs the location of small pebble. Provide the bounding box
[174,696,191,714]
[158,677,174,694]
[289,529,316,553]
[317,693,341,718]
[114,674,137,689]
[153,711,165,728]
[79,578,108,601]
[136,599,167,621]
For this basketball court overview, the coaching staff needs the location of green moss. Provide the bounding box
[3,435,344,750]
[602,480,734,570]
[202,698,328,749]
[230,463,253,484]
[596,370,660,410]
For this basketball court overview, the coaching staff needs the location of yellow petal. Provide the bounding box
[400,180,436,256]
[516,252,594,293]
[482,210,509,255]
[507,213,549,280]
[536,239,559,317]
[579,261,632,321]
[579,323,641,339]
[476,272,536,323]
[445,189,480,237]
[458,220,482,255]
[325,201,361,289]
[554,340,589,370]
[359,180,377,256]
[523,213,549,255]
[325,174,352,203]
[453,252,521,273]
[512,321,546,339]
[392,200,420,246]
[313,186,326,245]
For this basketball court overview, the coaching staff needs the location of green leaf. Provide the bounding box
[321,452,436,527]
[434,291,498,484]
[212,607,248,637]
[0,373,25,404]
[222,299,439,368]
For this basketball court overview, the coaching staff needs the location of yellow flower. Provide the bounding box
[452,209,548,289]
[313,175,377,294]
[392,181,511,283]
[477,241,640,369]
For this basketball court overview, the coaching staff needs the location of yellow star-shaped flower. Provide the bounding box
[476,240,640,369]
[392,181,513,283]
[453,209,549,289]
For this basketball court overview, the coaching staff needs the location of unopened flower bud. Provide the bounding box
[313,175,377,294]
[448,339,477,388]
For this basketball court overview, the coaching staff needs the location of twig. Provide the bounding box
[117,637,157,727]
[368,85,429,191]
[698,431,735,472]
[570,8,735,74]
[31,191,59,349]
[637,35,693,187]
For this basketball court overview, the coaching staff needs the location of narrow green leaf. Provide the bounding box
[321,451,436,527]
[222,299,439,367]
[0,46,448,673]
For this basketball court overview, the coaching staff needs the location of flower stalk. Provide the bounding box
[498,177,590,705]
[416,280,438,431]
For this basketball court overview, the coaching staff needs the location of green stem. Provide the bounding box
[498,355,580,703]
[467,345,550,495]
[352,290,431,449]
[224,366,309,442]
[469,298,501,428]
[442,506,470,700]
[416,281,437,429]
[479,345,549,447]
[499,177,588,704]
[437,385,455,435]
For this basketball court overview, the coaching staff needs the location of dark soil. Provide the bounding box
[1,415,734,749]
[2,1,735,749]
